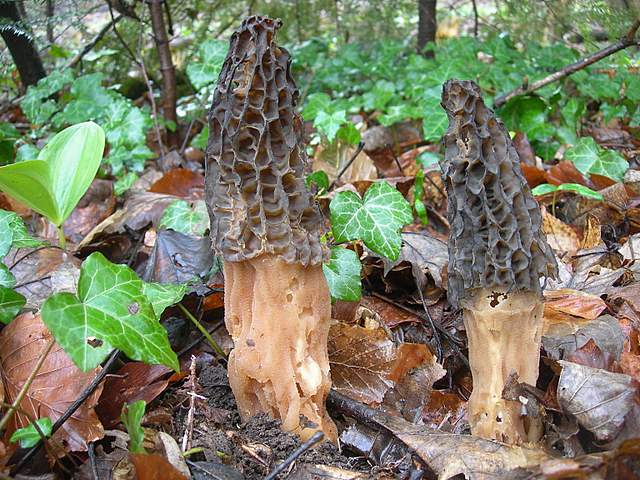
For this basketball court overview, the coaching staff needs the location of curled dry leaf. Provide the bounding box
[148,168,205,199]
[129,453,188,480]
[359,296,422,328]
[558,360,636,441]
[63,179,116,244]
[543,288,607,323]
[543,315,625,361]
[328,322,429,405]
[0,312,104,452]
[567,338,616,370]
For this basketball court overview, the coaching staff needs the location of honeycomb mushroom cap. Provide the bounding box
[205,15,324,266]
[440,79,557,308]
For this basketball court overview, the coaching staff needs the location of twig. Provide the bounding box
[66,15,123,69]
[181,355,197,452]
[178,303,227,359]
[493,18,640,108]
[88,441,99,480]
[264,431,324,480]
[12,350,121,473]
[470,0,478,37]
[0,338,55,433]
[328,141,366,191]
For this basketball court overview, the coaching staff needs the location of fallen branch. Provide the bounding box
[493,18,640,108]
[66,14,123,69]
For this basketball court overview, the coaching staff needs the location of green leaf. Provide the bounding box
[315,110,347,142]
[499,96,553,141]
[9,417,52,448]
[141,282,187,319]
[186,40,229,90]
[114,172,138,196]
[330,181,412,260]
[565,137,628,182]
[413,169,428,225]
[15,144,39,162]
[305,171,330,193]
[0,122,105,226]
[422,89,447,142]
[41,252,179,372]
[302,93,332,120]
[416,151,440,168]
[531,182,604,200]
[158,200,209,237]
[0,265,16,289]
[0,287,25,324]
[322,247,362,302]
[191,126,209,150]
[121,400,146,454]
[0,209,44,251]
[336,122,361,145]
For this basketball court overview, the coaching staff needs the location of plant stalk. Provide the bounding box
[177,303,226,359]
[56,225,66,250]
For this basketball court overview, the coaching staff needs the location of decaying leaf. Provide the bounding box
[543,288,607,323]
[148,167,205,199]
[0,312,104,452]
[359,296,422,328]
[558,360,636,441]
[542,209,580,256]
[63,179,116,244]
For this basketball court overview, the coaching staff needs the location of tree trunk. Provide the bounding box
[0,0,46,89]
[148,0,178,149]
[417,0,437,58]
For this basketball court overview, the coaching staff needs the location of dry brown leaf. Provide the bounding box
[542,208,580,256]
[545,161,589,186]
[129,453,188,480]
[0,312,104,452]
[520,163,547,187]
[63,179,116,244]
[328,323,428,405]
[148,168,204,199]
[620,353,640,382]
[359,296,421,328]
[544,289,607,321]
[422,390,466,432]
[580,215,602,249]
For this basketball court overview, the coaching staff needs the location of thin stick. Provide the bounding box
[181,356,197,452]
[177,303,227,359]
[328,141,365,191]
[264,431,324,480]
[493,18,640,108]
[471,0,479,37]
[0,338,54,433]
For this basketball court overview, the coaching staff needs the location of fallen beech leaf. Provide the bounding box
[96,362,173,428]
[558,360,636,441]
[542,209,579,256]
[620,353,640,382]
[360,296,421,328]
[580,215,602,249]
[422,390,466,432]
[543,315,625,361]
[0,312,104,451]
[129,453,188,480]
[63,179,116,244]
[544,289,607,321]
[546,161,589,186]
[520,163,547,187]
[148,168,204,199]
[329,323,427,405]
[567,338,615,370]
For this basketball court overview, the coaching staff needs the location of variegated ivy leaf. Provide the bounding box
[330,181,412,261]
[41,252,182,372]
[323,247,362,302]
[0,209,44,258]
[158,200,209,237]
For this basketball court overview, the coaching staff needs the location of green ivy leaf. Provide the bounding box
[158,200,209,237]
[0,265,15,289]
[531,182,603,200]
[141,282,187,319]
[9,417,52,448]
[336,122,361,145]
[330,181,412,260]
[416,151,440,168]
[305,170,330,193]
[422,88,448,142]
[41,252,180,372]
[186,40,229,90]
[191,126,209,150]
[565,137,628,182]
[302,93,332,120]
[0,209,44,253]
[121,400,146,454]
[314,110,347,142]
[0,287,25,324]
[322,247,362,302]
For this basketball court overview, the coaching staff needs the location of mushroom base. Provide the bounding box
[462,288,543,444]
[223,255,337,442]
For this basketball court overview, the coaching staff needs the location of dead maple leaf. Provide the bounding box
[129,453,188,480]
[0,312,104,452]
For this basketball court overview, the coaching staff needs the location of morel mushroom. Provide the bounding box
[440,80,557,444]
[205,16,337,442]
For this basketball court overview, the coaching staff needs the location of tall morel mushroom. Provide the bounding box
[440,80,557,444]
[205,16,337,441]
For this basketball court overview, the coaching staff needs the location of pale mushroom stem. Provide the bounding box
[224,255,337,442]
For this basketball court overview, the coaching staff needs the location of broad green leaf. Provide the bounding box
[330,181,412,260]
[315,110,347,142]
[305,171,330,193]
[337,122,361,145]
[0,287,25,324]
[323,247,362,302]
[158,200,209,237]
[15,143,39,162]
[422,89,448,142]
[121,400,146,454]
[499,96,553,142]
[565,137,628,182]
[531,183,604,200]
[0,209,44,251]
[192,126,209,150]
[416,151,440,168]
[9,417,52,448]
[186,40,229,90]
[302,93,332,120]
[0,122,105,226]
[41,252,179,372]
[142,282,187,319]
[0,265,15,288]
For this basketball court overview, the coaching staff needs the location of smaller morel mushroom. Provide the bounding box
[205,16,337,441]
[440,80,557,444]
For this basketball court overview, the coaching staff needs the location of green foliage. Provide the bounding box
[41,252,184,372]
[413,169,428,225]
[303,93,360,145]
[565,137,628,182]
[0,122,105,226]
[0,122,20,165]
[20,72,153,182]
[323,247,362,302]
[9,417,53,448]
[186,40,229,90]
[532,183,604,200]
[330,181,412,261]
[159,200,210,237]
[121,400,147,454]
[0,288,25,325]
[305,170,330,193]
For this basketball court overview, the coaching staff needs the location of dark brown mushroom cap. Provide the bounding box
[205,16,324,266]
[440,79,557,308]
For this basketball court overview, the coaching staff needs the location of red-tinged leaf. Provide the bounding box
[0,312,104,452]
[542,209,580,256]
[544,289,608,321]
[422,390,466,431]
[202,284,224,311]
[129,453,188,480]
[546,161,589,186]
[589,173,616,190]
[148,168,204,199]
[96,362,173,428]
[567,338,615,371]
[521,163,547,188]
[620,352,640,382]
